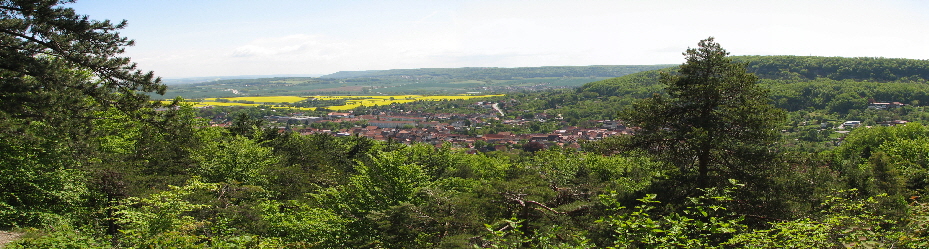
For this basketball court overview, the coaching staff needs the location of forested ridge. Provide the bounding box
[494,55,929,124]
[321,65,673,80]
[579,55,929,99]
[5,1,929,248]
[164,65,671,98]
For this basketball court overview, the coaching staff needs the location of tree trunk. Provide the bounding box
[698,151,709,189]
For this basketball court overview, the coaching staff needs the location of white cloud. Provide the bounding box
[116,0,929,78]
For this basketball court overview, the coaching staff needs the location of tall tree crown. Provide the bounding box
[1,0,166,121]
[620,37,785,188]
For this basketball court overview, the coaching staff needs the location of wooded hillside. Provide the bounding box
[321,65,674,80]
[5,1,929,248]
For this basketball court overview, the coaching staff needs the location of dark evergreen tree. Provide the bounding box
[0,0,171,227]
[619,37,785,189]
[1,0,167,120]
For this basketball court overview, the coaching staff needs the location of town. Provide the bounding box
[197,98,917,153]
[203,101,632,152]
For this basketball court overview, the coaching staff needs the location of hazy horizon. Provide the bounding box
[68,0,929,78]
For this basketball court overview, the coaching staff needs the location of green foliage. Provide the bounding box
[115,179,210,236]
[10,2,929,246]
[258,200,347,246]
[528,55,929,127]
[0,118,86,228]
[291,97,347,108]
[477,218,593,249]
[531,149,664,194]
[735,55,929,83]
[165,65,671,98]
[618,37,785,189]
[190,128,278,186]
[765,78,929,113]
[1,0,168,120]
[578,69,670,98]
[113,179,212,247]
[108,178,306,248]
[596,180,746,248]
[311,145,438,247]
[828,123,929,198]
[900,200,929,247]
[345,150,430,211]
[6,226,109,249]
[0,0,181,230]
[324,65,672,80]
[727,189,903,248]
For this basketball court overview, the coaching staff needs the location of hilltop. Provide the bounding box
[162,64,671,99]
[460,56,929,123]
[320,65,673,79]
[579,55,929,98]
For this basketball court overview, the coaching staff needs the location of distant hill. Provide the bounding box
[735,56,929,82]
[162,65,672,99]
[530,56,929,122]
[321,65,674,80]
[161,74,323,85]
[578,56,929,98]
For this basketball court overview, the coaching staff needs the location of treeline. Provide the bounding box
[189,77,326,86]
[578,56,929,95]
[736,55,929,82]
[493,56,929,123]
[766,79,929,112]
[8,107,929,248]
[321,65,673,80]
[291,98,348,108]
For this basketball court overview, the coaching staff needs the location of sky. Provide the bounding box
[67,0,929,79]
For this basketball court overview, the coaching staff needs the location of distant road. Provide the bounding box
[492,103,505,116]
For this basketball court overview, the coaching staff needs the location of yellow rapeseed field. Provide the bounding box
[188,94,502,111]
[205,96,309,103]
[194,102,260,107]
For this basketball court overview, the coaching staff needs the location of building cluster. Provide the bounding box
[837,99,912,130]
[867,99,907,110]
[244,108,631,150]
[840,119,909,129]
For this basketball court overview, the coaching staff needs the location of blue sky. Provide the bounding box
[68,0,929,78]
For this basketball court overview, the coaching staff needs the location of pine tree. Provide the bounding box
[1,0,173,227]
[620,37,785,189]
[1,0,167,121]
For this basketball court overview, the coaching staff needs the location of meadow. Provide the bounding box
[189,94,504,111]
